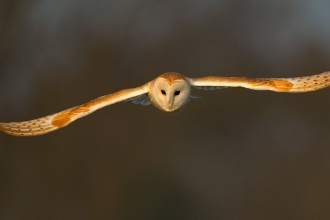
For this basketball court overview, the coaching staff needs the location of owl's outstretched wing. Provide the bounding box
[0,84,150,136]
[188,71,330,92]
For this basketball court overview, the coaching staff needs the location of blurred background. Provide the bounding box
[1,0,330,219]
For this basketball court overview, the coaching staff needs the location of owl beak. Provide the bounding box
[166,95,174,111]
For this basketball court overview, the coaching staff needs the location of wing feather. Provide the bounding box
[0,84,149,136]
[188,71,330,92]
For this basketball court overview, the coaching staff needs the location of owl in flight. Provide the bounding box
[1,71,329,136]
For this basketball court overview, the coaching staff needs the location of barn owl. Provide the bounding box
[1,71,330,136]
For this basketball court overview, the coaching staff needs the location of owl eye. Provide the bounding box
[174,91,180,96]
[161,90,166,95]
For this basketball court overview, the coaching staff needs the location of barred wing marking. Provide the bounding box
[188,71,330,92]
[0,84,149,136]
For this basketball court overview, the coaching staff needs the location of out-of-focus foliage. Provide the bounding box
[1,0,330,219]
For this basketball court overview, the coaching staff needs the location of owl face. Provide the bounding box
[149,72,191,112]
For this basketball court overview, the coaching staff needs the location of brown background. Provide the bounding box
[1,1,330,219]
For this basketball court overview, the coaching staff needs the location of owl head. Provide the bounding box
[148,72,191,112]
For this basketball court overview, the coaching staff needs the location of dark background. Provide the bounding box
[1,1,330,219]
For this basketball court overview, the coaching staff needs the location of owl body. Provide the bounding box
[1,71,330,136]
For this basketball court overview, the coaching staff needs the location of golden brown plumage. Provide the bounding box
[1,71,329,137]
[189,71,330,92]
[0,85,149,136]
